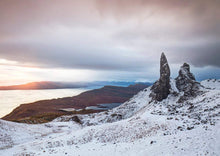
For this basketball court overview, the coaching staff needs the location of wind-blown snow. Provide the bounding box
[0,79,219,156]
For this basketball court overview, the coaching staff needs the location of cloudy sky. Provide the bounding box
[0,0,219,85]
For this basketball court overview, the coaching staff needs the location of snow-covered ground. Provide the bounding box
[201,79,220,90]
[0,79,219,156]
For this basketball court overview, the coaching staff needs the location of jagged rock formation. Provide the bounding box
[150,53,202,103]
[150,53,171,101]
[175,63,202,102]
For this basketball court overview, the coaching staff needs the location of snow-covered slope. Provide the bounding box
[0,119,82,150]
[0,78,219,156]
[201,79,220,90]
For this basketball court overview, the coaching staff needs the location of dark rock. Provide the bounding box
[167,117,173,120]
[177,126,183,130]
[187,126,194,130]
[150,141,156,144]
[188,105,194,110]
[150,53,171,101]
[175,63,202,102]
[111,114,122,120]
[70,116,81,124]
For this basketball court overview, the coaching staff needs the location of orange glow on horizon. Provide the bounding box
[0,60,97,86]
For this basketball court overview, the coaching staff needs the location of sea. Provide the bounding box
[0,88,90,118]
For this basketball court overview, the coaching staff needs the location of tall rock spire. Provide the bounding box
[160,52,170,83]
[150,53,171,101]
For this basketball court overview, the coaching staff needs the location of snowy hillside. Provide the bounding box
[0,78,219,156]
[0,54,219,156]
[201,79,220,90]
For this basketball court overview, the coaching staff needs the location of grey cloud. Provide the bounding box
[0,41,148,71]
[0,0,219,79]
[167,42,220,68]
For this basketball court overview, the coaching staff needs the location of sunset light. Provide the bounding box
[0,1,219,155]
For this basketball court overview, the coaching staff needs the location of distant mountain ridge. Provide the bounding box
[0,81,152,90]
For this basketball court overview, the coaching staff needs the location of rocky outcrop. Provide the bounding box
[175,63,202,102]
[150,53,171,101]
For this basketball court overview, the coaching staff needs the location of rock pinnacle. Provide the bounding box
[150,52,171,101]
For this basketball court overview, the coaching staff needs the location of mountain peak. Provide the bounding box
[150,53,171,101]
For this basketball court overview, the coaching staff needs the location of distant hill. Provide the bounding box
[2,83,149,123]
[0,81,152,90]
[0,81,86,90]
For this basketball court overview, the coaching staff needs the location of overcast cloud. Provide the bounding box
[0,0,219,84]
